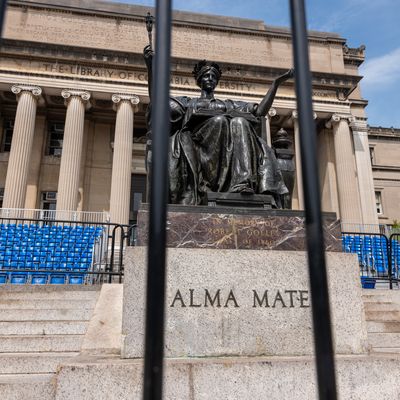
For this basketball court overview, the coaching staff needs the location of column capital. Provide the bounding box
[11,84,42,100]
[61,89,91,109]
[349,117,368,133]
[325,113,353,129]
[291,110,317,122]
[112,94,140,112]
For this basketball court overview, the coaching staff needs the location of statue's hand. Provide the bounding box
[143,45,154,67]
[277,68,294,84]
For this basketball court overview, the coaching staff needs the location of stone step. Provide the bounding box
[362,294,394,303]
[0,335,83,353]
[367,320,400,333]
[0,373,55,400]
[0,308,92,321]
[0,321,88,335]
[371,347,400,354]
[0,288,100,301]
[0,352,80,374]
[369,332,400,348]
[0,298,98,310]
[365,310,400,321]
[363,303,400,312]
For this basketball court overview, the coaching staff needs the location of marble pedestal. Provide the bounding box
[136,204,342,251]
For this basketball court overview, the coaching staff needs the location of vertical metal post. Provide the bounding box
[0,0,6,37]
[289,1,337,399]
[387,237,393,289]
[142,1,172,400]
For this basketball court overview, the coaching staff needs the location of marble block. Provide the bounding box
[136,204,342,251]
[122,247,368,359]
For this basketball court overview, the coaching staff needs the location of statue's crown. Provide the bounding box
[192,60,222,85]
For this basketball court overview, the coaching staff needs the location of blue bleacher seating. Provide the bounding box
[342,233,400,284]
[0,223,103,284]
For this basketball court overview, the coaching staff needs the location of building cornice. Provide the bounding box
[368,126,400,138]
[372,165,400,172]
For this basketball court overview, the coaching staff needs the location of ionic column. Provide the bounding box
[349,118,379,226]
[3,85,42,210]
[328,114,362,224]
[291,110,317,210]
[56,90,91,216]
[109,94,140,225]
[291,111,303,210]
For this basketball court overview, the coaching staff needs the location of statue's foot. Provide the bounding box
[230,184,255,194]
[240,187,255,194]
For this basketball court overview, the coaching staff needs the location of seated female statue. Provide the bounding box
[144,46,294,207]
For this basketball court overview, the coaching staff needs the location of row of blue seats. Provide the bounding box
[342,235,400,275]
[0,272,85,285]
[0,261,91,270]
[0,223,102,230]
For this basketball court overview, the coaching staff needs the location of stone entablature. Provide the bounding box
[0,40,361,103]
[5,0,347,74]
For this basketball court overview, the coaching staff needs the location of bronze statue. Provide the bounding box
[144,45,294,207]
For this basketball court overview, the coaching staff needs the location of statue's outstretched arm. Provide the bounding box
[143,45,154,99]
[256,69,294,117]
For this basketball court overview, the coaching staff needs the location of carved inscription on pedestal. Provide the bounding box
[136,207,342,251]
[169,288,310,309]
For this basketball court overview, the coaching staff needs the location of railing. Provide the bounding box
[0,208,110,223]
[0,216,135,284]
[342,232,400,289]
[340,222,387,235]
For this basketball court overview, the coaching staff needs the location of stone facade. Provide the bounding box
[368,126,400,226]
[0,0,382,226]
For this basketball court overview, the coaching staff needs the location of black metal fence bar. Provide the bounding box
[0,0,6,37]
[390,233,400,285]
[289,1,337,399]
[142,0,172,399]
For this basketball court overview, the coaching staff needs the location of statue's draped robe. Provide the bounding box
[166,96,288,206]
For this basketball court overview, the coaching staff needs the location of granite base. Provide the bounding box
[122,247,368,358]
[55,354,400,400]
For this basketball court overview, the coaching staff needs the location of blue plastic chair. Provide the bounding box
[49,274,66,284]
[31,274,47,285]
[10,273,28,284]
[69,274,84,284]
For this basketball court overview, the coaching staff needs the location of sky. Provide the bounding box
[110,0,400,128]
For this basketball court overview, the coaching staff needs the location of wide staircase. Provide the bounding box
[0,285,100,399]
[363,289,400,354]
